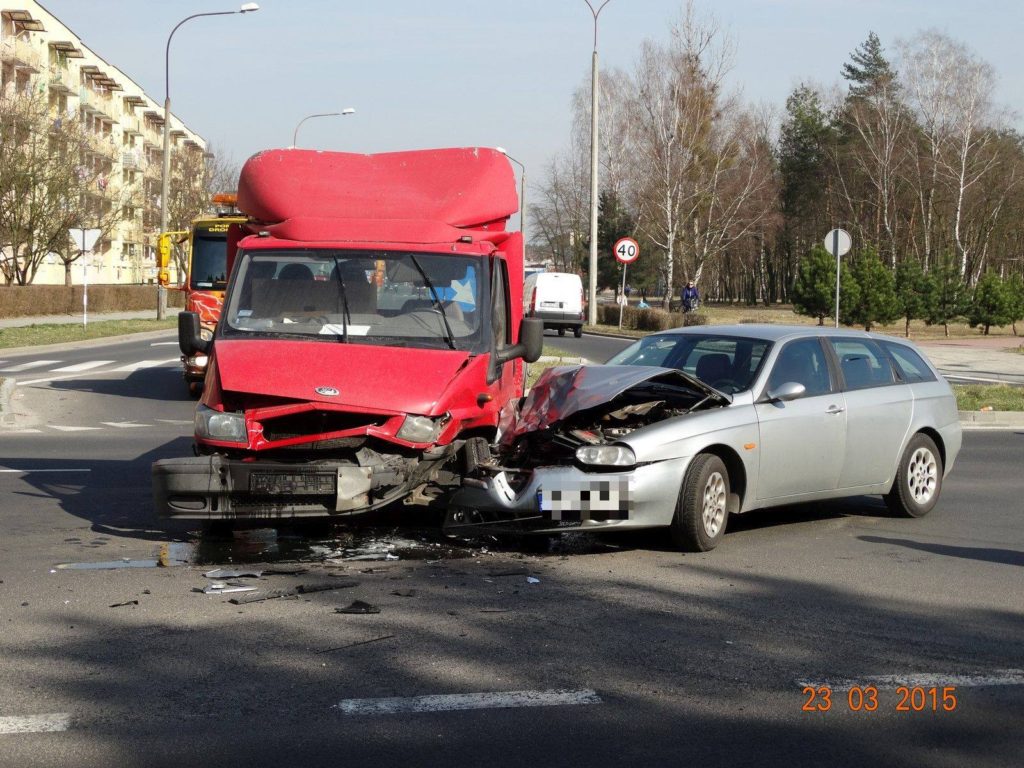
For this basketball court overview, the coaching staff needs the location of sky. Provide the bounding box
[39,0,1024,187]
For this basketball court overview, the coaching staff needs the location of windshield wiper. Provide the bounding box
[407,254,456,350]
[330,256,351,343]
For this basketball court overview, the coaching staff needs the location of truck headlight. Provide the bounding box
[194,404,246,442]
[396,414,444,443]
[200,328,214,342]
[575,444,635,467]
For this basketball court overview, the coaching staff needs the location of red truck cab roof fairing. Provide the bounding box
[236,147,518,245]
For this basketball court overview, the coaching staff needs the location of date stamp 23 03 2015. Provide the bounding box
[801,685,958,713]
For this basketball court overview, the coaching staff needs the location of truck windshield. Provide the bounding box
[223,249,484,350]
[189,234,228,290]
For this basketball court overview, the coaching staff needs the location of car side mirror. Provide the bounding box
[495,318,543,365]
[765,381,806,403]
[178,311,209,356]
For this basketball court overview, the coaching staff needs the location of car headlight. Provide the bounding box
[194,404,246,442]
[396,414,444,444]
[575,444,636,467]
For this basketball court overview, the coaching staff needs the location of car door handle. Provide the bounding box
[826,405,845,414]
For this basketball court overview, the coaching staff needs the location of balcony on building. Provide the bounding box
[0,10,45,72]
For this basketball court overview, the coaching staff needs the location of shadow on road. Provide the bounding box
[46,365,193,403]
[858,535,1024,567]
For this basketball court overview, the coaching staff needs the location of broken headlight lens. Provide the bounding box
[194,403,246,442]
[396,414,443,444]
[575,444,636,467]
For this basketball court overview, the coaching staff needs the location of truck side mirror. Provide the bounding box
[178,311,209,356]
[494,317,543,365]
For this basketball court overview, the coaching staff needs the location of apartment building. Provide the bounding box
[0,0,205,285]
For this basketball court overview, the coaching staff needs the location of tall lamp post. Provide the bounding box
[292,108,356,148]
[583,0,612,326]
[496,147,526,272]
[158,2,259,319]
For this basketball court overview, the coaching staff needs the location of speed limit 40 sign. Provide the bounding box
[614,237,639,264]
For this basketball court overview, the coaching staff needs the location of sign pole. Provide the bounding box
[833,229,840,329]
[618,262,628,329]
[81,227,88,329]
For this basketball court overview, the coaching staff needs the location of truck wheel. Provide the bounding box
[885,433,943,518]
[574,326,583,338]
[670,453,729,552]
[558,328,566,337]
[188,381,202,398]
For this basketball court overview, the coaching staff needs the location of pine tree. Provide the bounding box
[842,31,897,97]
[597,191,637,293]
[924,254,968,337]
[841,247,899,331]
[1006,275,1024,336]
[895,258,928,337]
[792,245,860,325]
[968,272,1013,335]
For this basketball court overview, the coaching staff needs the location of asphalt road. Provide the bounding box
[0,333,1021,768]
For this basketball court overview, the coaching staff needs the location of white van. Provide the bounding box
[523,271,585,338]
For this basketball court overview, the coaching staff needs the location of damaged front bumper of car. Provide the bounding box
[445,457,689,534]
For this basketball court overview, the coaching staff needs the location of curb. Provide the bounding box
[958,410,1024,429]
[0,328,176,357]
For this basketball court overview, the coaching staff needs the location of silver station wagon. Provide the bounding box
[448,325,962,551]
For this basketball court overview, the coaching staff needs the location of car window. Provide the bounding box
[830,339,895,390]
[766,338,832,397]
[882,342,937,383]
[608,335,678,368]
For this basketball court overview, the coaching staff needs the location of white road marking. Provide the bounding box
[2,429,43,435]
[0,360,62,372]
[150,341,180,346]
[156,419,194,425]
[0,468,89,473]
[100,421,149,429]
[796,669,1024,691]
[335,689,602,716]
[0,713,71,734]
[49,425,102,432]
[49,360,114,372]
[109,358,179,372]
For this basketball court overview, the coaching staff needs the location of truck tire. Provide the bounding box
[574,326,583,338]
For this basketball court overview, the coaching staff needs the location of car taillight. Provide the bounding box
[530,288,537,315]
[580,288,585,319]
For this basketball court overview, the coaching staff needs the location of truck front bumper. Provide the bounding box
[152,455,416,520]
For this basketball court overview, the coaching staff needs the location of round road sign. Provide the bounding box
[824,228,852,257]
[614,237,639,264]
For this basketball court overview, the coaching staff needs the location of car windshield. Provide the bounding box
[189,234,228,290]
[223,249,483,351]
[606,333,772,394]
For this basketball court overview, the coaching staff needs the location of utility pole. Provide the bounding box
[584,1,612,327]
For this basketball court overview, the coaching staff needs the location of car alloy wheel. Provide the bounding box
[907,446,938,505]
[702,471,727,537]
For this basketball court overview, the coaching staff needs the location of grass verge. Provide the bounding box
[0,318,177,349]
[953,384,1024,412]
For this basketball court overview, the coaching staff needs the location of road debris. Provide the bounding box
[202,568,263,579]
[390,589,417,597]
[335,600,381,614]
[316,635,395,653]
[487,568,530,577]
[227,580,359,605]
[526,576,541,584]
[198,583,258,595]
[109,599,139,608]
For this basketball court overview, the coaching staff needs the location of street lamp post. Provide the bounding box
[496,148,526,273]
[158,2,259,319]
[583,0,612,326]
[292,108,356,148]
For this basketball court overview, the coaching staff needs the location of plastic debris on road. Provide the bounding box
[336,599,381,614]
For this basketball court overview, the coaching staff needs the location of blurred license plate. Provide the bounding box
[541,301,562,308]
[249,472,336,495]
[539,478,632,521]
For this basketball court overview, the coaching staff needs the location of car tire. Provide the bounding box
[558,328,566,337]
[574,326,583,338]
[670,453,729,552]
[885,433,943,518]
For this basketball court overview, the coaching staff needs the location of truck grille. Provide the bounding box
[260,410,386,442]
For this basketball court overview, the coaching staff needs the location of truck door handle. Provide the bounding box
[827,405,845,414]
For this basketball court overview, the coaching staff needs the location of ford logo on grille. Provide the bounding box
[314,386,339,397]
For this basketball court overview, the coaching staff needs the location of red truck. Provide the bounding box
[152,147,541,521]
